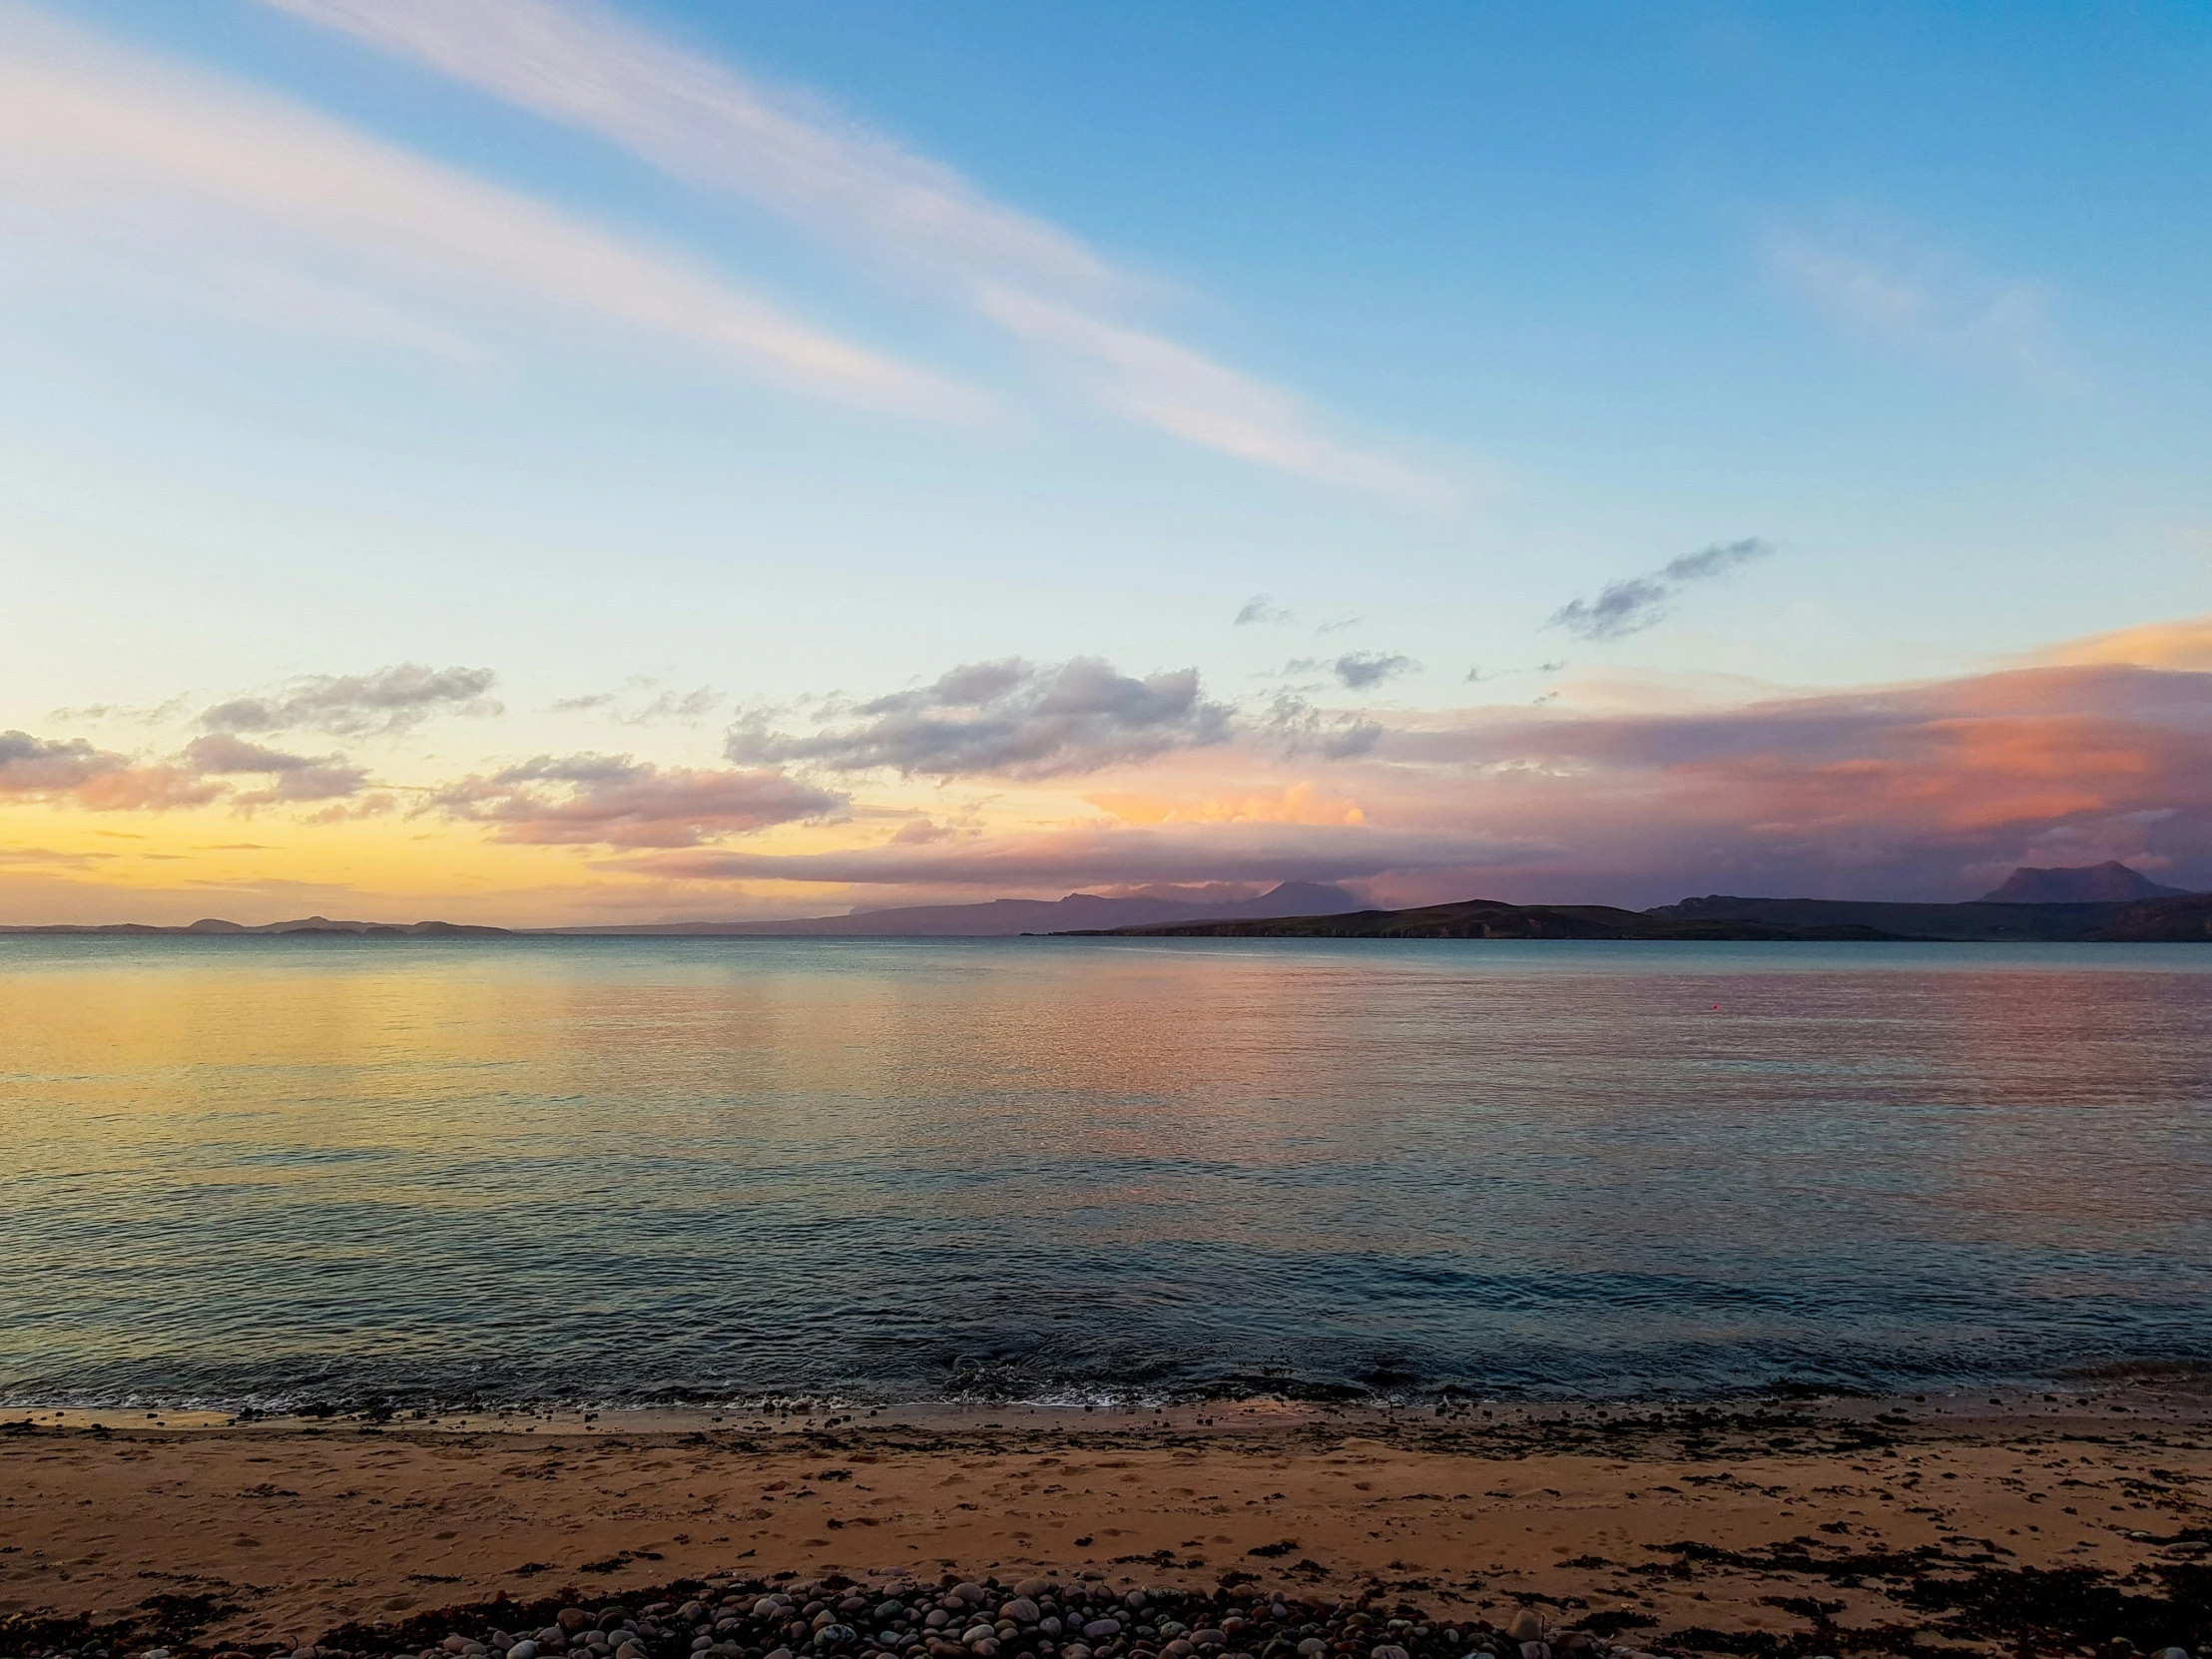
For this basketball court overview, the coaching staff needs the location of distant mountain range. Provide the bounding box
[5,866,2204,942]
[1070,897,1914,942]
[0,915,512,936]
[0,884,1364,939]
[539,881,1365,936]
[1078,864,2211,943]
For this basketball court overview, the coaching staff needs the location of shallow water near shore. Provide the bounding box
[2,934,2208,1411]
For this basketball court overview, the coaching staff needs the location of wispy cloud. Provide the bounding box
[1234,595,1295,627]
[0,844,116,867]
[2024,612,2212,674]
[0,731,222,812]
[182,734,368,804]
[1278,652,1418,690]
[1549,539,1773,642]
[1329,651,1418,690]
[2,726,386,816]
[432,754,844,846]
[201,664,502,738]
[728,657,1233,780]
[1250,693,1383,761]
[262,0,1113,297]
[1768,230,2072,389]
[547,681,725,725]
[974,286,1447,500]
[0,4,974,415]
[257,0,1442,497]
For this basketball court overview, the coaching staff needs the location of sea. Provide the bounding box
[2,934,2208,1413]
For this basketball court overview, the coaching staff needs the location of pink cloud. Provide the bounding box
[0,732,226,813]
[613,661,2212,905]
[1350,662,2212,902]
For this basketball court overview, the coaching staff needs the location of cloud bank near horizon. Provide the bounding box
[7,617,2211,920]
[595,655,2212,906]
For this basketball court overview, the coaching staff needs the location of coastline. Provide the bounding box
[6,1382,2206,1658]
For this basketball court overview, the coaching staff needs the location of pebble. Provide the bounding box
[195,1568,2193,1659]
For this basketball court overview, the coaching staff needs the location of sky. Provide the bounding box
[3,0,2210,924]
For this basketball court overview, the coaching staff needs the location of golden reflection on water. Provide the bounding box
[3,940,2206,1236]
[2,937,2208,1405]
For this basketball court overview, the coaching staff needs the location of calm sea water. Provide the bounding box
[2,935,2208,1411]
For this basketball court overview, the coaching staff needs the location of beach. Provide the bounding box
[6,1384,2208,1658]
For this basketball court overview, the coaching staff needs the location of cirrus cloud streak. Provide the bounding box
[0,4,973,416]
[257,0,1441,496]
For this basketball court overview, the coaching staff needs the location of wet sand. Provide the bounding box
[4,1385,2208,1655]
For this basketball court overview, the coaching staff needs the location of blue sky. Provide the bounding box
[3,0,2210,920]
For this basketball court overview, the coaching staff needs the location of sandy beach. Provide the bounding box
[5,1384,2207,1658]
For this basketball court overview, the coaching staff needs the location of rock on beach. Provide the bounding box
[50,1567,2202,1659]
[194,1572,1705,1659]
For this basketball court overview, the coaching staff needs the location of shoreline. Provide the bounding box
[8,1373,2208,1438]
[5,1382,2206,1658]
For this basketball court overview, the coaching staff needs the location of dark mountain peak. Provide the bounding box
[1254,880,1359,909]
[1978,861,2186,903]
